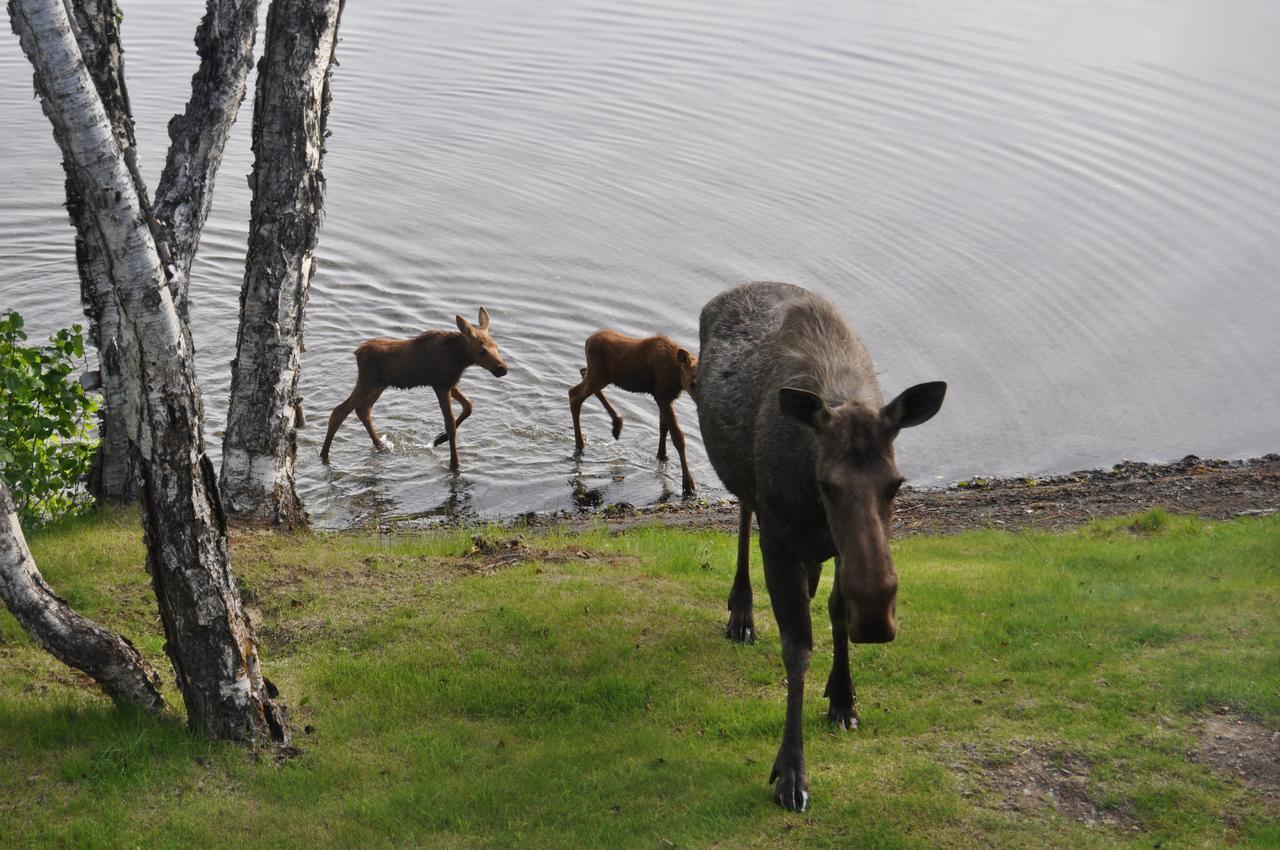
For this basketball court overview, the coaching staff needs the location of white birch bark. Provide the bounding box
[0,481,166,713]
[9,0,288,743]
[221,0,344,526]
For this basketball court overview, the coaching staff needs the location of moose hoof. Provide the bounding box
[657,449,667,461]
[827,704,859,731]
[432,432,450,447]
[611,418,624,439]
[682,483,696,498]
[377,439,394,452]
[769,762,809,812]
[725,616,755,644]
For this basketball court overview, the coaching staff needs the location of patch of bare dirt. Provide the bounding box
[1191,710,1280,807]
[958,742,1141,831]
[512,454,1280,536]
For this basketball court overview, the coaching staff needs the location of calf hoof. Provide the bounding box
[725,612,755,644]
[657,449,668,461]
[769,762,809,812]
[827,704,859,731]
[682,482,696,498]
[611,418,624,439]
[377,439,394,452]
[432,432,449,447]
[319,450,330,464]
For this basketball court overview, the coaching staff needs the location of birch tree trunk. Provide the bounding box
[153,0,260,317]
[64,0,141,503]
[63,0,260,502]
[0,481,166,713]
[221,0,344,526]
[9,0,288,743]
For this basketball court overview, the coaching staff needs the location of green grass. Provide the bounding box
[2,507,1277,848]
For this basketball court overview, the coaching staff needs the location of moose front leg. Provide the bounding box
[725,504,755,643]
[434,386,460,470]
[762,539,813,812]
[434,387,473,447]
[824,556,858,730]
[658,400,695,496]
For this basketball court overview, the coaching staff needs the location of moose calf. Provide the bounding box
[568,329,699,496]
[320,307,508,471]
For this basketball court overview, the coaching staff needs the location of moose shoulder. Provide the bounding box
[696,281,945,811]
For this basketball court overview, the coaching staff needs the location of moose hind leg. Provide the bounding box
[725,505,755,643]
[595,388,624,439]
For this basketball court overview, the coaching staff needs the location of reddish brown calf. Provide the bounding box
[568,329,699,495]
[320,308,508,470]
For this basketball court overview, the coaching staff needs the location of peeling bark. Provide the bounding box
[153,0,261,316]
[0,481,166,714]
[221,0,344,526]
[9,0,287,744]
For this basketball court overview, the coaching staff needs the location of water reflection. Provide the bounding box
[384,473,476,527]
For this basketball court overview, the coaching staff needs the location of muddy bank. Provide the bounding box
[514,454,1280,536]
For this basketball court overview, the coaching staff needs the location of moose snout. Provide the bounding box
[845,580,898,644]
[490,364,508,377]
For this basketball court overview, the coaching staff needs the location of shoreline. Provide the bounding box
[505,453,1280,536]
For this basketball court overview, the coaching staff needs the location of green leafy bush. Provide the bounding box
[0,311,100,527]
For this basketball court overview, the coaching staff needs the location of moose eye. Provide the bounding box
[884,478,905,501]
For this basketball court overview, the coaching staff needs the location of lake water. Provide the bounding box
[3,0,1278,528]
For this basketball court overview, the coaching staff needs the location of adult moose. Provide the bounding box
[320,308,508,470]
[697,282,946,811]
[568,330,699,496]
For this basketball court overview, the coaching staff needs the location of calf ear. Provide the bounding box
[779,387,831,429]
[456,315,474,336]
[676,348,693,366]
[881,381,947,430]
[477,306,491,330]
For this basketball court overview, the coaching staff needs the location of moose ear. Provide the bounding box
[477,306,490,330]
[456,314,474,336]
[676,348,693,366]
[881,381,947,431]
[778,387,830,429]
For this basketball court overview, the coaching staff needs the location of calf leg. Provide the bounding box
[824,556,858,730]
[435,386,460,469]
[725,504,755,643]
[658,400,695,496]
[354,386,388,451]
[321,381,381,462]
[762,535,814,812]
[595,388,624,439]
[434,387,473,447]
[657,415,669,461]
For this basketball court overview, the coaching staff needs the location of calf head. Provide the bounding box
[456,307,508,377]
[676,347,699,402]
[779,381,946,643]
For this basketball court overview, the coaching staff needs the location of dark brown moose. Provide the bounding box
[319,307,508,470]
[568,329,699,495]
[696,282,946,812]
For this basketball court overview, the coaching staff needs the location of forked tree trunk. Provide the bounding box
[221,0,344,526]
[9,0,288,743]
[0,482,166,714]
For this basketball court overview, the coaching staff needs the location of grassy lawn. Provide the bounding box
[1,507,1277,848]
